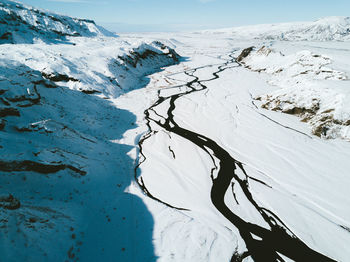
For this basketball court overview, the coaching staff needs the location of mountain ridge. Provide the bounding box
[0,0,115,44]
[203,16,350,41]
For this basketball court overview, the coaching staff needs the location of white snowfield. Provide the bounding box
[0,1,350,262]
[203,16,350,41]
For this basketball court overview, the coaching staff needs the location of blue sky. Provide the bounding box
[19,0,350,32]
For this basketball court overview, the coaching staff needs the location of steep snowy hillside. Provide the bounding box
[204,16,350,41]
[0,0,114,44]
[0,2,182,260]
[0,38,180,261]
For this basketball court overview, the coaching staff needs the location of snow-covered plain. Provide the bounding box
[119,34,350,262]
[1,1,350,261]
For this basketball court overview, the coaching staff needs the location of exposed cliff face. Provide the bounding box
[0,0,115,44]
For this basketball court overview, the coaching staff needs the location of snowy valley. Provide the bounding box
[0,1,350,262]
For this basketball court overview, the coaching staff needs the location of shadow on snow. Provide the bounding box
[0,62,156,261]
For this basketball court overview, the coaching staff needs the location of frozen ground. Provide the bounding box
[119,34,350,262]
[1,1,350,261]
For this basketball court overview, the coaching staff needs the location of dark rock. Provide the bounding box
[118,41,180,69]
[42,72,79,82]
[0,119,5,130]
[282,103,320,116]
[33,80,57,88]
[0,107,20,117]
[81,89,101,95]
[0,32,12,40]
[0,194,21,210]
[7,94,40,106]
[237,47,255,63]
[15,126,32,132]
[0,98,11,106]
[0,160,87,176]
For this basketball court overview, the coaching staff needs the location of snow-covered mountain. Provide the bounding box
[204,16,350,41]
[1,1,350,262]
[0,0,115,44]
[0,1,182,261]
[0,38,180,260]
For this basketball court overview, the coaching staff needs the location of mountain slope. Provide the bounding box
[0,2,182,261]
[204,16,350,41]
[238,45,350,140]
[1,1,350,262]
[0,38,180,261]
[0,0,115,44]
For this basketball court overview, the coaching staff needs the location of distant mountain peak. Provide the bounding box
[204,16,350,41]
[315,16,350,24]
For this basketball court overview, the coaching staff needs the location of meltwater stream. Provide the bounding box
[136,52,336,262]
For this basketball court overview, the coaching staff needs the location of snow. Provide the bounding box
[1,1,350,262]
[117,34,350,261]
[0,4,180,259]
[203,16,350,41]
[0,0,115,44]
[239,44,350,140]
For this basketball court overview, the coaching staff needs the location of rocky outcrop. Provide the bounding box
[0,194,20,210]
[236,46,254,63]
